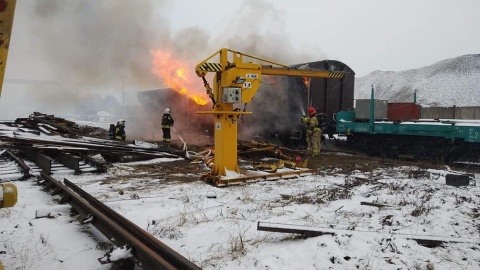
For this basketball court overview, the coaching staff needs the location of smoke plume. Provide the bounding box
[4,0,326,144]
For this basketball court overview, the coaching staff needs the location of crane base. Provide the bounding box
[202,168,316,187]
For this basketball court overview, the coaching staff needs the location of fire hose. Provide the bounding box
[171,127,213,164]
[171,127,187,151]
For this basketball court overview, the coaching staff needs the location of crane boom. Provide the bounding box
[195,48,344,184]
[260,66,344,78]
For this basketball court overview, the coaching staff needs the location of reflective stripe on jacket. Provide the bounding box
[308,115,320,132]
[114,126,126,141]
[161,114,174,128]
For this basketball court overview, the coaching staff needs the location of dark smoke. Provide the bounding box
[5,0,326,143]
[30,0,171,86]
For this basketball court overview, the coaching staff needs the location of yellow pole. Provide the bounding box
[0,0,17,97]
[211,49,239,175]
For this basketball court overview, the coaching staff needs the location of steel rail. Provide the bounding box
[63,178,200,270]
[39,172,200,270]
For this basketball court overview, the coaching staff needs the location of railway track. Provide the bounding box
[38,173,200,270]
[0,149,39,181]
[0,147,200,269]
[0,149,102,179]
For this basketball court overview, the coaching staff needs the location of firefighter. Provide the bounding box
[161,108,174,143]
[301,107,322,156]
[318,113,328,144]
[114,119,126,141]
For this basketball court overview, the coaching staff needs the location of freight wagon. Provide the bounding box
[253,60,355,148]
[335,87,480,163]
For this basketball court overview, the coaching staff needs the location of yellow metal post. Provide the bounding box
[0,0,17,97]
[209,49,260,175]
[213,49,235,175]
[0,2,16,269]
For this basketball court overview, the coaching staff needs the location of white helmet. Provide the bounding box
[118,119,125,125]
[164,108,171,114]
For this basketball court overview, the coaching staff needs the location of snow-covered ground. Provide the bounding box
[1,156,479,270]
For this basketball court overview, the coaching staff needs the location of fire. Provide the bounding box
[151,49,208,105]
[303,77,309,86]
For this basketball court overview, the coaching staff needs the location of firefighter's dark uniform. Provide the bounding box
[161,112,174,143]
[114,121,126,141]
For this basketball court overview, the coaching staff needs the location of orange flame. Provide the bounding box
[303,77,309,86]
[151,49,208,105]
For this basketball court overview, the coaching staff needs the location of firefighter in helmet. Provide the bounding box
[114,119,126,141]
[301,107,322,156]
[161,108,174,143]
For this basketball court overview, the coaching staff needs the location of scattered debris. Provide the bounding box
[238,140,304,160]
[408,169,429,179]
[256,221,480,247]
[428,168,475,186]
[206,191,217,199]
[360,201,398,209]
[0,112,182,171]
[445,174,470,186]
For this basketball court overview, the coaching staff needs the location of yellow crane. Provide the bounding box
[195,48,344,185]
[0,0,18,207]
[0,1,18,265]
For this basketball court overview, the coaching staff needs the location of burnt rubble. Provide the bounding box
[0,112,182,173]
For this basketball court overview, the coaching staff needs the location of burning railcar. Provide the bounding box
[242,60,355,148]
[143,53,355,148]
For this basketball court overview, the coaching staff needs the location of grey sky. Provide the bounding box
[5,0,479,80]
[1,0,479,119]
[169,0,480,76]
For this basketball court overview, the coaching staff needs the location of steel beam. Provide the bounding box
[56,151,81,173]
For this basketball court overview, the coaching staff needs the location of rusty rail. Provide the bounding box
[39,172,200,270]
